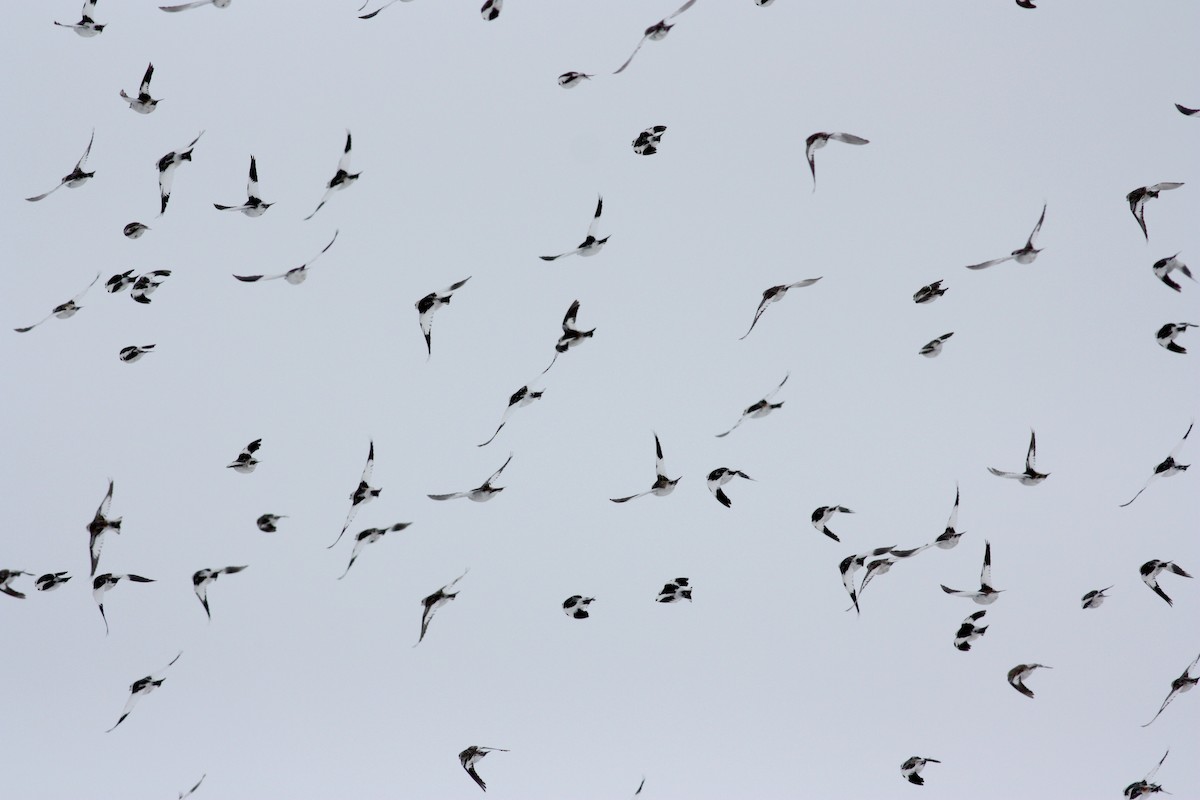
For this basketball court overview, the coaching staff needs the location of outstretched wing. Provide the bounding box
[829,132,869,145]
[586,194,604,239]
[76,129,96,170]
[160,0,216,10]
[486,453,514,484]
[965,255,1015,271]
[1025,430,1038,471]
[25,182,66,202]
[980,540,993,587]
[613,35,649,75]
[304,187,336,221]
[247,155,261,198]
[1025,204,1047,249]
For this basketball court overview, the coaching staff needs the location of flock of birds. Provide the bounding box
[7,0,1198,797]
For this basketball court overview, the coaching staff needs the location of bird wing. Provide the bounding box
[76,129,95,170]
[1169,421,1194,459]
[668,0,699,18]
[106,692,142,732]
[980,540,993,587]
[1177,104,1200,116]
[763,372,790,401]
[1026,430,1038,471]
[786,278,822,290]
[361,440,376,484]
[194,581,210,619]
[247,155,260,198]
[987,467,1020,479]
[1025,203,1047,249]
[160,0,215,10]
[610,491,649,503]
[463,763,487,792]
[562,299,582,331]
[653,433,667,479]
[738,299,770,340]
[486,453,515,484]
[946,485,960,530]
[158,163,178,214]
[613,35,649,74]
[1145,750,1169,782]
[540,248,580,261]
[140,62,154,94]
[300,229,340,273]
[337,130,354,174]
[359,0,406,20]
[1150,182,1184,192]
[1142,687,1181,727]
[179,774,206,800]
[338,537,369,580]
[443,276,471,294]
[965,255,1015,271]
[304,187,336,221]
[428,491,467,501]
[829,132,869,145]
[1007,669,1034,698]
[715,416,745,438]
[25,182,66,202]
[586,194,604,239]
[1119,479,1154,508]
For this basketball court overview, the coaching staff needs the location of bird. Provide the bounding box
[913,280,947,304]
[612,0,699,74]
[338,523,411,579]
[192,566,248,619]
[26,129,95,201]
[234,230,339,284]
[130,270,171,304]
[542,300,596,373]
[901,756,941,786]
[157,130,205,214]
[0,570,32,599]
[1120,422,1192,507]
[416,277,471,358]
[214,156,273,216]
[540,195,609,261]
[123,222,149,239]
[1081,586,1112,609]
[988,429,1049,485]
[933,486,965,549]
[805,132,869,191]
[656,577,692,603]
[327,440,381,549]
[611,434,681,503]
[105,270,137,294]
[557,71,593,89]
[93,573,155,635]
[1140,559,1192,607]
[632,125,667,155]
[305,130,360,220]
[429,453,514,502]
[953,610,989,651]
[178,774,206,799]
[107,652,182,733]
[738,279,822,340]
[478,382,544,447]
[256,514,287,533]
[55,0,105,35]
[14,272,100,333]
[1127,183,1183,240]
[357,0,413,20]
[563,595,595,619]
[86,479,122,577]
[1124,750,1170,799]
[417,570,468,645]
[35,572,72,592]
[160,0,231,10]
[715,373,788,437]
[118,345,155,363]
[854,556,898,604]
[120,62,160,114]
[965,204,1046,269]
[1007,663,1051,699]
[459,746,508,792]
[811,505,854,542]
[1156,322,1196,353]
[706,468,753,508]
[1141,651,1200,727]
[226,439,262,473]
[838,546,894,615]
[918,332,954,358]
[481,0,501,20]
[1151,254,1194,293]
[1177,103,1200,116]
[941,540,1003,604]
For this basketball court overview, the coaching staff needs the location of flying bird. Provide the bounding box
[481,0,501,20]
[14,272,100,333]
[811,505,854,542]
[988,429,1049,485]
[965,204,1046,270]
[918,332,954,358]
[805,132,869,191]
[656,577,692,603]
[105,270,137,294]
[86,479,122,576]
[1151,254,1194,293]
[357,0,413,20]
[1140,559,1192,606]
[192,566,248,619]
[120,63,160,114]
[226,439,262,473]
[478,382,544,447]
[1127,182,1183,240]
[416,277,471,358]
[123,222,149,239]
[417,570,468,645]
[1141,651,1200,727]
[913,280,947,304]
[901,756,941,786]
[0,570,32,599]
[305,130,360,220]
[715,373,788,437]
[706,467,753,508]
[1120,422,1192,507]
[256,514,286,533]
[612,0,699,75]
[953,610,989,651]
[327,440,381,549]
[1007,663,1051,698]
[130,270,171,304]
[563,595,595,619]
[160,0,231,10]
[459,746,508,792]
[540,195,609,261]
[1124,750,1170,799]
[941,540,1003,604]
[118,345,155,363]
[558,72,593,89]
[838,546,894,615]
[429,453,513,502]
[35,572,72,592]
[214,156,273,216]
[26,129,95,201]
[611,434,680,503]
[1081,586,1112,609]
[933,486,965,549]
[542,300,596,373]
[632,125,667,155]
[157,130,205,214]
[1156,322,1196,353]
[93,572,155,634]
[338,523,411,579]
[107,652,182,733]
[738,279,822,340]
[234,230,339,284]
[55,0,105,35]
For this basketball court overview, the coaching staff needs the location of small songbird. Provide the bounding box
[1140,559,1192,607]
[0,570,32,599]
[35,572,72,592]
[214,156,273,216]
[328,440,381,549]
[913,280,947,304]
[93,573,156,634]
[55,0,105,36]
[540,195,609,261]
[838,546,894,615]
[563,595,595,619]
[416,277,471,358]
[611,434,680,503]
[105,270,137,294]
[558,72,593,89]
[715,373,788,437]
[157,130,205,214]
[1152,254,1194,293]
[933,486,965,549]
[1120,422,1192,507]
[338,523,411,579]
[256,514,287,533]
[226,439,262,473]
[656,577,692,603]
[417,570,468,645]
[1157,322,1196,353]
[120,63,161,114]
[478,382,544,447]
[706,467,753,508]
[480,0,500,20]
[811,505,854,542]
[1007,663,1052,699]
[14,272,100,333]
[234,230,339,285]
[953,610,989,651]
[542,300,596,373]
[1124,750,1171,799]
[107,652,183,733]
[1127,183,1184,240]
[1081,586,1112,609]
[130,270,171,304]
[1141,651,1200,727]
[919,332,954,358]
[123,222,150,239]
[192,566,248,619]
[988,429,1049,485]
[86,479,122,577]
[632,125,667,155]
[965,204,1046,270]
[26,129,95,202]
[118,345,155,363]
[160,0,231,10]
[739,279,822,340]
[901,756,941,786]
[805,132,869,191]
[305,130,360,220]
[941,540,1003,604]
[612,0,699,75]
[429,454,514,502]
[459,745,508,792]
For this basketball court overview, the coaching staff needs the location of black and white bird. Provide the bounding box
[632,125,667,155]
[612,0,699,74]
[234,230,339,285]
[1151,254,1194,293]
[215,156,273,216]
[478,382,544,447]
[178,775,206,799]
[1140,559,1192,607]
[563,595,595,619]
[988,429,1049,485]
[123,222,149,239]
[417,570,468,645]
[838,546,894,615]
[557,71,593,89]
[86,479,122,577]
[919,332,954,358]
[953,610,989,651]
[55,0,105,35]
[459,746,508,792]
[118,344,155,363]
[611,434,681,503]
[14,272,100,333]
[256,514,286,533]
[540,195,609,261]
[933,486,965,549]
[429,453,513,502]
[706,468,753,508]
[1177,103,1200,116]
[739,279,822,340]
[357,0,412,20]
[941,540,1003,604]
[913,280,947,304]
[805,132,869,191]
[811,505,854,542]
[1120,422,1192,507]
[542,300,596,374]
[715,373,788,437]
[1124,750,1170,799]
[93,572,155,635]
[192,566,248,619]
[26,129,95,202]
[965,204,1046,270]
[338,523,411,579]
[105,270,137,294]
[416,277,471,358]
[35,572,72,592]
[226,439,262,473]
[130,270,171,304]
[305,130,359,220]
[1142,651,1200,727]
[1081,586,1112,609]
[160,0,231,10]
[480,0,501,20]
[1007,663,1051,699]
[327,441,381,549]
[157,130,204,215]
[0,570,32,599]
[1127,183,1184,240]
[854,556,899,604]
[900,756,941,786]
[120,63,160,114]
[656,577,692,603]
[107,652,182,733]
[1157,322,1196,353]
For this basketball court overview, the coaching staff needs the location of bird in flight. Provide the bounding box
[458,745,508,792]
[256,514,286,533]
[93,573,156,635]
[988,429,1049,485]
[118,345,155,363]
[35,572,72,592]
[481,0,501,20]
[55,0,105,35]
[130,270,171,305]
[478,381,544,447]
[611,434,680,503]
[192,566,248,619]
[632,125,667,155]
[328,441,381,549]
[226,439,262,473]
[557,71,593,89]
[305,130,360,220]
[14,272,100,333]
[913,280,947,304]
[0,570,32,599]
[123,222,150,239]
[107,652,183,733]
[157,130,205,214]
[1151,254,1194,293]
[706,467,753,508]
[812,505,854,542]
[953,610,989,651]
[429,454,514,502]
[715,373,788,437]
[540,195,609,261]
[215,156,273,216]
[177,774,206,799]
[941,540,1003,604]
[805,132,869,191]
[656,577,692,603]
[965,204,1047,270]
[1139,559,1191,606]
[26,129,96,202]
[1127,182,1183,240]
[1007,663,1052,698]
[1156,322,1196,353]
[901,756,941,786]
[416,277,471,358]
[338,523,411,580]
[417,570,468,645]
[1141,651,1200,727]
[234,230,339,284]
[542,300,596,374]
[1119,422,1192,507]
[86,479,122,576]
[918,331,954,358]
[1123,750,1170,799]
[1081,586,1112,609]
[563,595,595,619]
[739,279,822,340]
[838,546,894,615]
[933,486,965,549]
[120,63,161,114]
[612,0,699,75]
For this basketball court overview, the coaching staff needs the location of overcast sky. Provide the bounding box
[2,1,1199,798]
